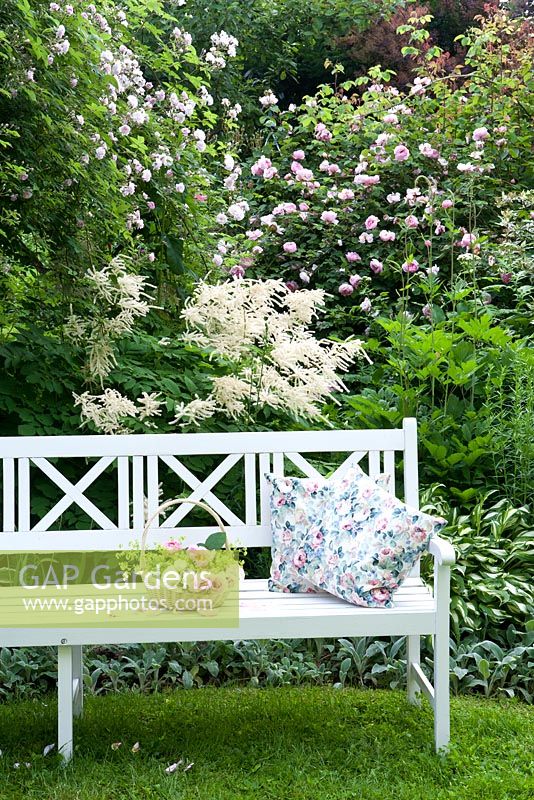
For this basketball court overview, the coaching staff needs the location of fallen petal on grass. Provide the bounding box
[165,759,183,774]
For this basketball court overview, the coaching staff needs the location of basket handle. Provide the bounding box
[140,498,228,567]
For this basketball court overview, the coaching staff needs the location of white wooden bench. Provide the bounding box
[0,418,455,759]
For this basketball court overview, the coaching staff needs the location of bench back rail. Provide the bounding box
[1,420,418,553]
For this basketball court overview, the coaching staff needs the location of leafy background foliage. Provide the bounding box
[0,0,533,700]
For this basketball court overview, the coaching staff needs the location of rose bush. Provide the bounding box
[206,6,533,501]
[212,9,532,321]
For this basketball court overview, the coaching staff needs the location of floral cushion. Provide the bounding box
[267,467,445,608]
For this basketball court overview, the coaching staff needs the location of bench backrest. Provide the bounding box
[0,419,418,553]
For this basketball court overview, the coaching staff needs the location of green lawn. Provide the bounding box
[0,688,532,799]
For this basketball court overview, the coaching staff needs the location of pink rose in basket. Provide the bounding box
[163,539,183,551]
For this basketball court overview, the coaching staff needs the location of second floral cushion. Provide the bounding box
[267,467,445,608]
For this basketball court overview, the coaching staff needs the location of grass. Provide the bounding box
[0,687,533,800]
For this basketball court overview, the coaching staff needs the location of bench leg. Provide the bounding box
[72,645,84,719]
[406,635,421,705]
[58,645,74,762]
[434,563,451,753]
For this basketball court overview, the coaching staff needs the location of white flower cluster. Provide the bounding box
[175,279,367,425]
[259,89,278,108]
[74,389,163,434]
[221,97,242,119]
[205,30,238,69]
[65,255,155,382]
[172,27,193,53]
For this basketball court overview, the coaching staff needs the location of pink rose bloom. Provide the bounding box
[402,258,419,273]
[251,155,273,177]
[387,192,401,203]
[283,241,297,253]
[500,272,512,284]
[299,201,309,211]
[338,283,354,296]
[394,144,410,161]
[422,303,432,318]
[246,229,263,240]
[379,230,395,242]
[364,215,379,230]
[293,550,307,568]
[291,160,303,174]
[459,232,476,248]
[359,232,373,244]
[442,199,454,209]
[405,214,419,228]
[321,210,338,225]
[375,132,393,147]
[230,265,245,278]
[349,274,362,287]
[292,149,305,160]
[370,259,383,274]
[295,167,314,182]
[285,280,299,292]
[338,188,354,201]
[360,297,372,312]
[315,122,332,142]
[419,143,439,158]
[354,174,380,186]
[164,539,183,551]
[383,113,398,124]
[472,126,489,142]
[345,251,361,263]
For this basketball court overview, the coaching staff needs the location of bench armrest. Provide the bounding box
[428,535,455,566]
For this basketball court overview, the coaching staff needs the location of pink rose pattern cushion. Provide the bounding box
[267,467,445,607]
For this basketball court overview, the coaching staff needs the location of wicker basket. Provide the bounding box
[139,498,235,613]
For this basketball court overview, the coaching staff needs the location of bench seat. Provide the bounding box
[236,577,436,638]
